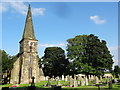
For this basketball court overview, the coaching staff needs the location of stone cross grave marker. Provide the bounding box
[31,76,35,87]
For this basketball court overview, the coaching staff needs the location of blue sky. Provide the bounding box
[1,2,118,66]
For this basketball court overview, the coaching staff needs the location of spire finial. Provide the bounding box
[28,4,31,10]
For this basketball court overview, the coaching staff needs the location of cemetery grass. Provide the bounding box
[1,80,120,89]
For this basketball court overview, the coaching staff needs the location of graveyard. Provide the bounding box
[1,2,120,90]
[1,74,120,89]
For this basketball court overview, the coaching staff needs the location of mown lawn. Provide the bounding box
[1,80,120,90]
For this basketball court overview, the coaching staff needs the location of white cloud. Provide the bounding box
[1,2,45,16]
[32,8,45,16]
[10,2,27,15]
[39,43,65,47]
[90,15,106,24]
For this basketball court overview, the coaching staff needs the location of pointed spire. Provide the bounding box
[22,4,36,40]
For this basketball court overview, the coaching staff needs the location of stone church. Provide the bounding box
[10,5,44,84]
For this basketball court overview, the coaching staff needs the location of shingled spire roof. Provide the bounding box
[22,4,36,40]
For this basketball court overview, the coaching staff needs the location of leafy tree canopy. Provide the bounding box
[114,65,120,78]
[41,47,69,77]
[66,34,113,76]
[0,49,14,73]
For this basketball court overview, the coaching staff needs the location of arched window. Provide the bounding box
[28,67,32,79]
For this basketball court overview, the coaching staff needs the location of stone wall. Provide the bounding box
[10,57,20,84]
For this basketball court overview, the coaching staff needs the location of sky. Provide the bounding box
[1,2,119,67]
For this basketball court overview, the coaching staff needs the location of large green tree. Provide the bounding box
[114,65,120,78]
[66,34,113,76]
[0,50,13,73]
[41,47,69,77]
[0,49,14,84]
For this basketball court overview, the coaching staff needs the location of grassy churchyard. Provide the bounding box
[1,80,120,90]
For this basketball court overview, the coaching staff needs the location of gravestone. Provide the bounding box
[74,74,76,80]
[74,81,78,87]
[77,81,80,85]
[90,75,94,80]
[85,77,88,86]
[62,75,64,80]
[65,76,68,81]
[57,76,60,80]
[46,78,51,87]
[95,76,99,84]
[57,81,62,86]
[56,76,60,81]
[31,76,35,87]
[51,76,55,81]
[88,75,91,79]
[81,78,85,86]
[69,76,73,87]
[114,79,118,83]
[45,76,49,81]
[68,75,70,81]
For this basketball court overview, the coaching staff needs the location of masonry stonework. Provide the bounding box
[10,5,44,84]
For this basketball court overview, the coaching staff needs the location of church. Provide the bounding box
[10,5,44,84]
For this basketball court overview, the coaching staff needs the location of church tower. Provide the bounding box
[10,5,44,84]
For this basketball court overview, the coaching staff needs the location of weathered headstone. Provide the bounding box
[88,75,91,79]
[57,76,60,80]
[46,78,51,87]
[85,76,88,86]
[77,81,80,85]
[78,76,82,81]
[57,81,62,86]
[65,76,68,81]
[74,81,78,87]
[68,75,70,81]
[81,78,85,86]
[62,75,64,80]
[91,75,94,80]
[51,75,55,81]
[69,76,73,87]
[74,74,76,80]
[45,76,49,81]
[56,76,60,81]
[95,76,99,84]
